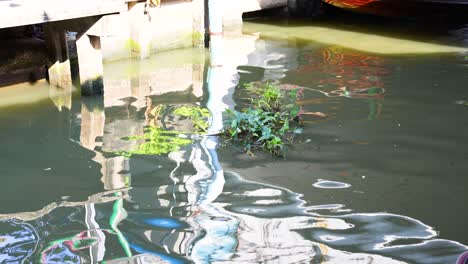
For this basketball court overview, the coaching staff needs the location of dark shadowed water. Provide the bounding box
[0,13,467,264]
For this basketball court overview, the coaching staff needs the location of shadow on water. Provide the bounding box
[0,13,467,264]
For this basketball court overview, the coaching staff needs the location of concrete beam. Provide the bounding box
[192,0,207,47]
[0,0,126,29]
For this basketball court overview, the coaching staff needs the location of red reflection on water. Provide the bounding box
[291,46,389,120]
[323,0,379,8]
[296,46,389,98]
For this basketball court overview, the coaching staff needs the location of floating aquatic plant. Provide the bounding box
[223,82,302,156]
[114,88,302,157]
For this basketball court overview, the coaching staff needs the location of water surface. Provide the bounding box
[0,14,467,264]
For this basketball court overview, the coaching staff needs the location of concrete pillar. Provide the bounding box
[100,13,132,61]
[192,0,207,47]
[127,2,152,59]
[76,33,104,96]
[44,23,73,89]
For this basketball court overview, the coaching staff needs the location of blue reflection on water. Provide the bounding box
[0,220,38,263]
[143,217,184,229]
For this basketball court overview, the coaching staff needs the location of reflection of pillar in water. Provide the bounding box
[80,98,105,151]
[184,138,224,205]
[186,5,240,261]
[192,63,204,98]
[79,97,132,191]
[84,203,106,263]
[100,157,131,190]
[49,84,73,112]
[79,98,128,262]
[188,137,239,263]
[102,61,150,111]
[206,34,228,135]
[206,0,228,135]
[130,62,151,111]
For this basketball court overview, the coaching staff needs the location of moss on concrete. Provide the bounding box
[105,30,204,62]
[125,38,141,54]
[192,31,204,46]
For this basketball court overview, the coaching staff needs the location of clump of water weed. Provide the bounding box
[223,82,302,156]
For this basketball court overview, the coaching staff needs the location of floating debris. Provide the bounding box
[313,179,351,189]
[454,100,468,106]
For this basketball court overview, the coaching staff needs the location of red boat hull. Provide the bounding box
[323,0,468,17]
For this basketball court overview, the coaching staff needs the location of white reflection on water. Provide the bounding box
[313,179,352,189]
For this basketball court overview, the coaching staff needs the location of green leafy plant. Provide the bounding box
[224,82,301,156]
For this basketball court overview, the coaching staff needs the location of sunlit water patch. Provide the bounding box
[243,21,468,55]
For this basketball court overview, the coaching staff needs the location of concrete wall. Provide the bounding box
[99,0,287,61]
[100,0,204,61]
[0,0,125,29]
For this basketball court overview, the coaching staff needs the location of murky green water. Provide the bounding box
[0,14,467,263]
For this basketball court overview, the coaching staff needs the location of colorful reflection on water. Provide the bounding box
[1,155,466,263]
